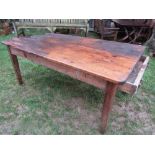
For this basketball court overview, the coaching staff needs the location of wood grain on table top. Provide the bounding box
[2,33,145,84]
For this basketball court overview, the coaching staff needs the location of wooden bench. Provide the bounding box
[12,19,89,37]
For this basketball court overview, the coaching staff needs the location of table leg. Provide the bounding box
[7,46,23,85]
[101,82,118,133]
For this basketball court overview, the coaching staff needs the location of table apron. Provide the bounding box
[10,47,108,89]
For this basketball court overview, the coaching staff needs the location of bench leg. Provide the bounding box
[85,27,88,37]
[101,82,118,133]
[12,22,20,37]
[7,47,23,85]
[21,29,26,36]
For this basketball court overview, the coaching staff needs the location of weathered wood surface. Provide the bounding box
[5,47,149,95]
[3,33,145,84]
[16,19,88,26]
[13,19,89,37]
[7,46,23,85]
[133,56,149,89]
[112,19,155,27]
[9,47,108,90]
[119,56,149,94]
[101,82,118,133]
[2,33,146,133]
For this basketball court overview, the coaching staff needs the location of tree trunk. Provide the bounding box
[145,26,155,56]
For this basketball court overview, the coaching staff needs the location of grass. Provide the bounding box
[0,29,155,134]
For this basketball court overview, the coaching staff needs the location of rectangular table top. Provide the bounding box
[2,33,145,84]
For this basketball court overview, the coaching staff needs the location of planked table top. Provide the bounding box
[3,33,145,84]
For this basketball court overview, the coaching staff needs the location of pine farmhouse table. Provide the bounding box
[2,33,145,133]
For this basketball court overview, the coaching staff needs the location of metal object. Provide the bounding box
[94,19,155,44]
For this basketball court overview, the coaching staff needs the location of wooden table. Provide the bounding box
[2,33,145,133]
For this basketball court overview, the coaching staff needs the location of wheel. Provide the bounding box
[117,26,153,44]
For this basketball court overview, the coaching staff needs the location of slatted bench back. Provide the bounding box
[13,19,89,37]
[18,19,88,25]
